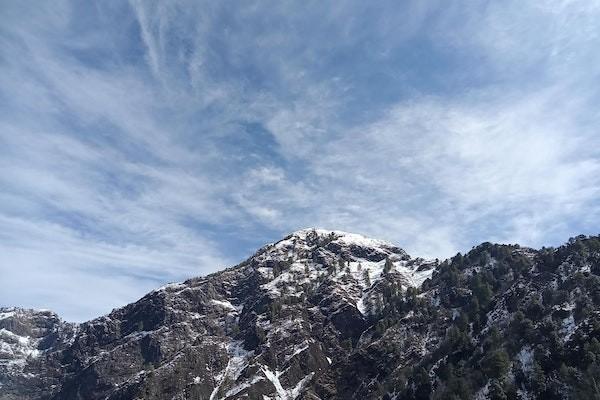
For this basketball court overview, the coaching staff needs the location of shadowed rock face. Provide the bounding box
[0,309,77,400]
[2,230,600,400]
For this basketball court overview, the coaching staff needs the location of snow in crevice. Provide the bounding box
[224,375,264,399]
[284,341,309,364]
[261,366,287,399]
[254,228,435,314]
[0,311,16,320]
[261,365,314,400]
[209,341,255,400]
[356,296,368,315]
[560,314,576,342]
[474,382,490,400]
[154,282,187,293]
[517,346,533,373]
[517,388,533,400]
[0,328,43,376]
[0,329,41,359]
[290,373,315,399]
[210,299,242,312]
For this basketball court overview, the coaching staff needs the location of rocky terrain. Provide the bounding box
[1,229,600,400]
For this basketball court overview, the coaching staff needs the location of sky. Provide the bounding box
[1,1,600,321]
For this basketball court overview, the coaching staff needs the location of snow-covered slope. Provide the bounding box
[2,230,600,400]
[0,308,77,399]
[0,229,435,400]
[254,229,432,313]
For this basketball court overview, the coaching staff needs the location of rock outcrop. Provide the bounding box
[2,229,600,400]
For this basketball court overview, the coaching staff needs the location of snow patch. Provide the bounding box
[474,382,489,400]
[356,295,369,315]
[517,346,533,373]
[225,376,264,398]
[284,341,309,364]
[561,314,576,342]
[261,365,314,400]
[155,282,186,293]
[279,229,397,252]
[0,327,42,376]
[209,341,255,400]
[210,299,240,312]
[0,311,15,320]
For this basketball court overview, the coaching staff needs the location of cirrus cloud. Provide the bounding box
[1,0,599,321]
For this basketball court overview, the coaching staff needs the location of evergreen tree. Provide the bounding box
[375,295,383,315]
[531,361,547,395]
[574,362,600,399]
[341,338,353,350]
[363,269,371,286]
[327,263,336,275]
[481,349,510,379]
[384,257,394,274]
[405,286,417,308]
[488,379,507,400]
[412,367,432,400]
[273,263,281,278]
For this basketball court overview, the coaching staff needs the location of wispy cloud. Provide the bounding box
[1,0,599,320]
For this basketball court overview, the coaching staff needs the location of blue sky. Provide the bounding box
[1,1,600,321]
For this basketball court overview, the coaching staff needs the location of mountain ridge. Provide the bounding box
[2,229,600,400]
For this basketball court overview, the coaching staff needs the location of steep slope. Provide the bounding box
[0,229,434,400]
[1,230,600,400]
[0,308,77,400]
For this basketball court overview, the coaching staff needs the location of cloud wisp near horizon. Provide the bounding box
[1,1,600,321]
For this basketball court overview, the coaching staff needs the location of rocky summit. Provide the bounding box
[2,229,600,400]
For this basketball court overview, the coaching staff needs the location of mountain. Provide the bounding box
[1,229,600,400]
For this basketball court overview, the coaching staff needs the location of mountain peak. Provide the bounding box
[248,228,431,317]
[5,233,600,400]
[280,228,400,249]
[258,228,410,264]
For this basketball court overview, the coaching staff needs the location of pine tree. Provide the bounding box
[481,349,510,379]
[273,263,281,278]
[413,367,432,400]
[270,300,282,319]
[341,338,353,350]
[531,361,547,395]
[255,326,267,345]
[489,379,507,400]
[384,257,394,274]
[574,362,600,400]
[327,263,336,275]
[375,295,383,314]
[363,269,371,286]
[403,286,418,311]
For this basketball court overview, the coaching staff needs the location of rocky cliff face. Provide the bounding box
[0,308,77,400]
[2,229,600,400]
